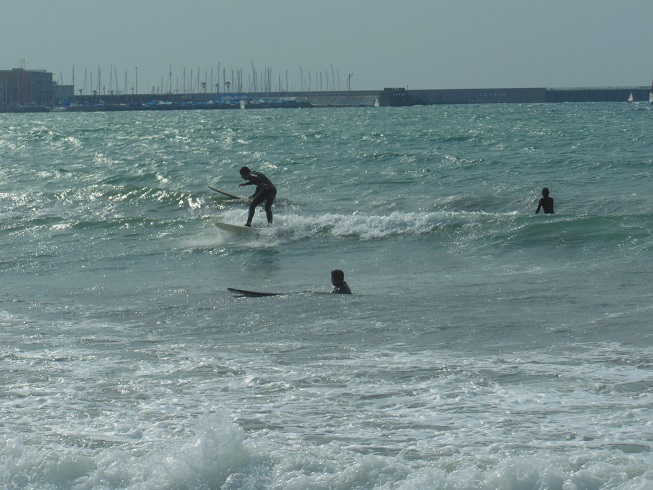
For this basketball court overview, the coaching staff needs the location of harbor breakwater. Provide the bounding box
[67,85,653,109]
[388,86,652,105]
[8,86,652,113]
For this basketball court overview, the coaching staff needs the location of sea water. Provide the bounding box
[1,102,652,489]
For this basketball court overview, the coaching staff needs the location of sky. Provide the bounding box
[2,0,652,94]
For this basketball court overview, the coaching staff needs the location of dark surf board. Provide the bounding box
[209,186,248,200]
[228,287,283,297]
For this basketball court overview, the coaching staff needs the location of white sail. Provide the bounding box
[628,93,634,102]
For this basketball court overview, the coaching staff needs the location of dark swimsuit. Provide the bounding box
[242,171,277,225]
[332,281,352,294]
[536,197,554,214]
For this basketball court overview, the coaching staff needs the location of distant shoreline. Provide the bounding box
[3,85,651,113]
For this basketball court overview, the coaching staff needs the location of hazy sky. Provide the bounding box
[2,0,652,94]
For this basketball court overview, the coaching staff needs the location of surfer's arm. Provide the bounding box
[240,175,266,187]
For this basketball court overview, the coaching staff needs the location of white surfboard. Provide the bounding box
[216,221,256,234]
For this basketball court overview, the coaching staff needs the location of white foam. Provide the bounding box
[212,209,481,243]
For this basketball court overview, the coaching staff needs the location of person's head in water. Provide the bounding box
[330,269,352,294]
[331,269,345,286]
[239,166,251,180]
[542,187,550,197]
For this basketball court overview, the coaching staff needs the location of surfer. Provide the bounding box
[238,166,277,226]
[331,269,352,294]
[535,187,554,214]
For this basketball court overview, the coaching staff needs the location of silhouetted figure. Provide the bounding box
[239,166,277,226]
[331,269,352,294]
[535,187,554,214]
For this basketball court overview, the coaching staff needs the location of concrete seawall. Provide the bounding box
[61,85,653,111]
[379,86,651,106]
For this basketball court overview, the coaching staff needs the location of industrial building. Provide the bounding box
[0,68,74,111]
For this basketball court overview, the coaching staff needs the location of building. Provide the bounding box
[0,68,55,109]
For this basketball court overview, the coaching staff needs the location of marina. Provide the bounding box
[2,68,653,112]
[42,85,653,111]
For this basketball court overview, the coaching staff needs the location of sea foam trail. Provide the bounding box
[213,209,488,241]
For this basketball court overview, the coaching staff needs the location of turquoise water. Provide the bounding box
[1,103,653,488]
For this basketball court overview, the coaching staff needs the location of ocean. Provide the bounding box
[1,102,652,489]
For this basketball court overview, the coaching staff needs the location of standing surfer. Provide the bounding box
[239,166,277,226]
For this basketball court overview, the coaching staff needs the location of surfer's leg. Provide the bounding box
[245,207,255,226]
[246,192,266,226]
[264,191,276,225]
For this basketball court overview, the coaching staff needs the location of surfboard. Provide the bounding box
[208,186,248,201]
[228,287,283,297]
[216,221,256,234]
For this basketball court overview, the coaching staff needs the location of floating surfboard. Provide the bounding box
[208,186,248,201]
[228,287,284,297]
[228,288,338,297]
[216,221,256,234]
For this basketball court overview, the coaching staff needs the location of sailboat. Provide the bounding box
[627,93,634,102]
[649,92,653,104]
